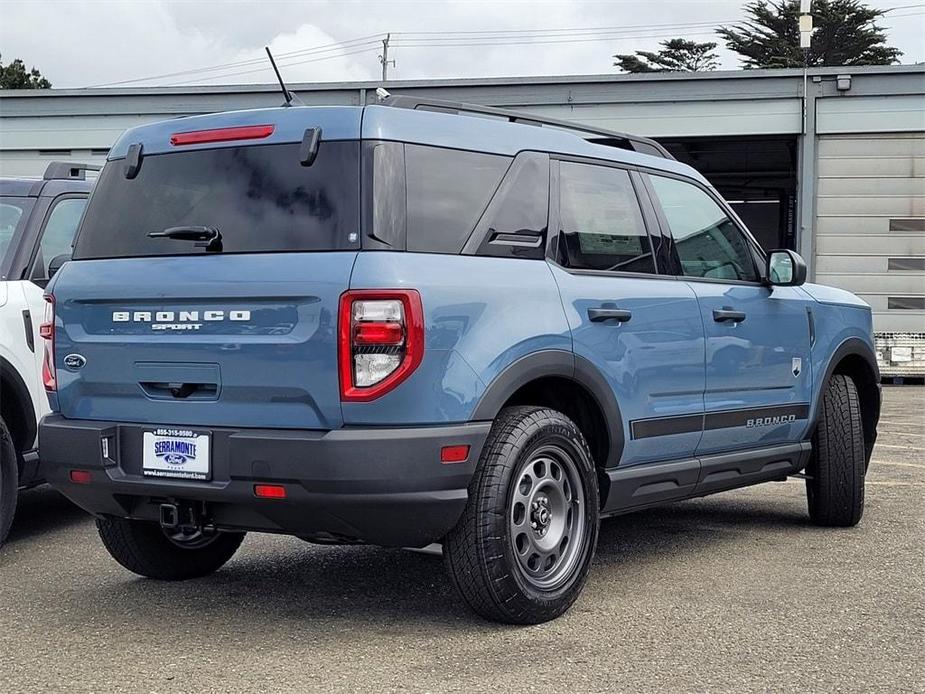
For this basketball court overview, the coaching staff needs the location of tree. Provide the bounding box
[0,54,52,89]
[718,0,902,68]
[614,38,720,73]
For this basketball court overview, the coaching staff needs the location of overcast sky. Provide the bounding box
[1,0,923,89]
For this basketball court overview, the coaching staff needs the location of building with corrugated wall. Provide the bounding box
[1,64,922,374]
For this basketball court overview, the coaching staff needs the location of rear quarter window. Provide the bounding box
[405,145,511,254]
[73,141,360,260]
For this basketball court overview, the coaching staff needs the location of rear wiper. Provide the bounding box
[147,225,223,252]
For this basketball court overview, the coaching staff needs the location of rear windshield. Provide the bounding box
[73,141,360,259]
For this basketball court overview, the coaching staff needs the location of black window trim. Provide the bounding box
[0,195,42,281]
[26,193,88,285]
[641,167,768,287]
[545,154,670,279]
[461,149,550,259]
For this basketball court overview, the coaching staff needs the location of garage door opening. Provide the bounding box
[657,136,799,253]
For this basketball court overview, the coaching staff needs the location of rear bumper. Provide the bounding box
[39,415,490,547]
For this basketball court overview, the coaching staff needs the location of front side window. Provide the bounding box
[31,197,87,280]
[558,161,655,274]
[648,175,758,282]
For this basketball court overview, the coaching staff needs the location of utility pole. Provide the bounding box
[799,0,813,134]
[379,33,396,82]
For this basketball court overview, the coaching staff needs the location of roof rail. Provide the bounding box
[43,161,103,181]
[379,95,674,160]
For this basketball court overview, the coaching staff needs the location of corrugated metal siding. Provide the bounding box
[815,132,925,374]
[522,98,801,137]
[0,149,109,178]
[817,95,925,134]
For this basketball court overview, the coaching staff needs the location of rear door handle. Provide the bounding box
[713,308,747,323]
[588,307,632,323]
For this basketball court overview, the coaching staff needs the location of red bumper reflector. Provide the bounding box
[170,124,275,146]
[69,470,92,484]
[440,445,470,464]
[254,484,287,499]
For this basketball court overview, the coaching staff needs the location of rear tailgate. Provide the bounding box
[50,116,363,431]
[51,253,354,429]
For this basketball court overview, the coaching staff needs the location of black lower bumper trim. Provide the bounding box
[39,415,491,547]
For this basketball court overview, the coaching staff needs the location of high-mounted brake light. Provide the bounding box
[169,124,275,147]
[338,290,424,402]
[40,294,56,392]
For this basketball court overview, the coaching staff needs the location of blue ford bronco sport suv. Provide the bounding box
[39,97,880,624]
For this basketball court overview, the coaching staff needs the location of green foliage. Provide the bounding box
[718,0,902,68]
[615,38,720,73]
[0,54,52,89]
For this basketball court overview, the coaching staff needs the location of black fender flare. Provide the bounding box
[808,337,881,455]
[470,349,624,468]
[0,355,37,453]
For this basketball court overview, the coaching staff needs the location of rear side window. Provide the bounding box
[647,174,758,282]
[73,141,360,260]
[405,145,510,253]
[557,161,655,274]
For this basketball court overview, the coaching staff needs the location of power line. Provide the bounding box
[85,7,925,88]
[86,33,385,87]
[393,30,724,49]
[392,18,738,37]
[161,44,382,86]
[86,18,748,88]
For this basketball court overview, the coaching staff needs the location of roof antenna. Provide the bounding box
[265,46,302,107]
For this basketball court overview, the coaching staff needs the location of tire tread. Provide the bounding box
[807,374,865,527]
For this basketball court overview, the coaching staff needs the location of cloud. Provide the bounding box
[0,0,920,89]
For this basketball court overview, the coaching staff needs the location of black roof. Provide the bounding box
[0,161,98,197]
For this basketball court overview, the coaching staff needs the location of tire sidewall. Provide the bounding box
[493,415,600,607]
[0,416,20,546]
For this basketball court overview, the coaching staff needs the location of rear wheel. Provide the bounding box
[0,416,19,547]
[443,406,599,624]
[806,374,866,527]
[96,517,245,580]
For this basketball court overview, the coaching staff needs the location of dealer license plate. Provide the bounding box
[142,428,211,481]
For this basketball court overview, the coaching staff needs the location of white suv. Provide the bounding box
[0,162,95,544]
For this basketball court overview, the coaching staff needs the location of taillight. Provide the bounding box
[338,290,424,402]
[40,294,56,392]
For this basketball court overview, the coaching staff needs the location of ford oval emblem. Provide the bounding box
[63,353,87,370]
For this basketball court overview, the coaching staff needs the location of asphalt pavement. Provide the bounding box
[1,386,922,693]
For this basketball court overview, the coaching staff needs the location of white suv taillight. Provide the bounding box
[40,294,56,392]
[338,290,424,402]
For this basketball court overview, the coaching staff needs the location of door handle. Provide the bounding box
[713,308,747,323]
[588,307,632,323]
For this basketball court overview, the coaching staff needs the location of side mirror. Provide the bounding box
[47,253,71,281]
[766,249,806,287]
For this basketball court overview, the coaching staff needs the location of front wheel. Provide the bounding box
[806,374,866,527]
[97,517,245,580]
[443,406,600,624]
